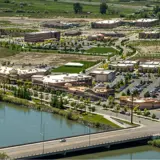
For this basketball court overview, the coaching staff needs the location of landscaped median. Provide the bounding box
[1,95,120,130]
[148,139,160,148]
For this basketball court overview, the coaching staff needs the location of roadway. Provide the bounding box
[0,124,160,159]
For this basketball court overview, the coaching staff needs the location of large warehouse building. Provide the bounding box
[135,19,159,27]
[139,31,160,39]
[24,31,60,42]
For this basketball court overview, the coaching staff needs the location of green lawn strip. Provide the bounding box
[52,61,97,73]
[86,47,118,54]
[82,113,121,128]
[148,139,160,148]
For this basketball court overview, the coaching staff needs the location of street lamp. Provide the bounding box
[88,126,91,146]
[131,93,134,124]
[40,122,47,154]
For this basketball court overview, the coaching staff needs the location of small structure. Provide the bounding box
[139,31,160,39]
[64,31,82,36]
[90,69,115,82]
[24,31,60,42]
[91,20,121,29]
[120,96,160,110]
[135,19,159,27]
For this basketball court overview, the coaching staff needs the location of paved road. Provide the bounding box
[0,124,160,159]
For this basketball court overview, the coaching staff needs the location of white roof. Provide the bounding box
[91,70,115,75]
[136,19,158,22]
[65,62,84,67]
[40,74,91,84]
[96,20,120,24]
[0,66,47,75]
[27,31,57,35]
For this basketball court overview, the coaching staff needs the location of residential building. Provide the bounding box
[24,31,60,42]
[88,34,104,41]
[64,31,82,36]
[120,96,160,110]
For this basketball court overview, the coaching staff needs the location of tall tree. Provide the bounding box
[100,2,108,14]
[73,3,83,14]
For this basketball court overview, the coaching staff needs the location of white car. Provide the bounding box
[60,139,66,142]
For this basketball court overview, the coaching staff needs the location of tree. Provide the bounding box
[152,113,156,119]
[100,2,108,14]
[73,3,83,14]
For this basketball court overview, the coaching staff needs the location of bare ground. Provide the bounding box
[0,52,105,66]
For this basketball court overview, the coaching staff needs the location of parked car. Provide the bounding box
[125,112,130,116]
[120,110,125,114]
[60,139,66,142]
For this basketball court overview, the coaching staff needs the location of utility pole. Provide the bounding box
[131,94,133,124]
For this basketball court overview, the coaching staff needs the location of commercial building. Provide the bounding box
[64,31,82,36]
[32,74,92,88]
[0,66,47,83]
[135,19,159,27]
[109,61,138,72]
[24,31,60,42]
[90,69,115,82]
[91,20,121,29]
[120,96,160,110]
[139,61,160,73]
[101,32,125,37]
[139,31,160,39]
[88,34,104,41]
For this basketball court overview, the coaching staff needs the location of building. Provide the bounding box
[64,62,84,67]
[101,32,125,38]
[88,34,104,41]
[64,31,82,36]
[0,66,47,83]
[24,31,60,42]
[32,74,92,88]
[109,61,138,72]
[90,69,115,82]
[139,31,160,39]
[91,20,121,29]
[135,19,159,27]
[42,21,79,29]
[120,96,160,110]
[139,61,160,73]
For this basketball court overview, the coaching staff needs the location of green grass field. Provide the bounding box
[0,0,151,18]
[52,61,97,73]
[86,47,118,54]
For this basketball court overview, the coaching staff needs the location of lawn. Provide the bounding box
[52,61,98,73]
[83,113,120,129]
[86,47,118,54]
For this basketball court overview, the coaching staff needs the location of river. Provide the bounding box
[61,145,160,159]
[0,102,100,147]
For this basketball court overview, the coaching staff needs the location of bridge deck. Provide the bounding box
[0,125,160,159]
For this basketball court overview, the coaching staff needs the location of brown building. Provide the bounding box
[139,32,160,39]
[91,20,121,29]
[64,31,82,36]
[24,31,60,42]
[135,19,159,27]
[88,34,104,41]
[120,96,160,110]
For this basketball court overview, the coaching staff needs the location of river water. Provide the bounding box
[61,145,160,159]
[0,102,100,147]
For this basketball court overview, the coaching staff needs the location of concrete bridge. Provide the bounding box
[0,124,160,159]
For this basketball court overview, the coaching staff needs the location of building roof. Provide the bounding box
[65,62,84,67]
[90,70,115,75]
[95,20,121,24]
[136,19,158,22]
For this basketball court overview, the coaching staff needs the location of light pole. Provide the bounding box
[131,93,133,124]
[40,122,46,154]
[88,126,91,146]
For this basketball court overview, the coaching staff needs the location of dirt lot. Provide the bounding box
[0,52,105,66]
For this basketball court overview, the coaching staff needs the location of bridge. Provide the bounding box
[0,124,160,159]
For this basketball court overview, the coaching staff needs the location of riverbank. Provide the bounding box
[148,139,160,148]
[1,95,120,130]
